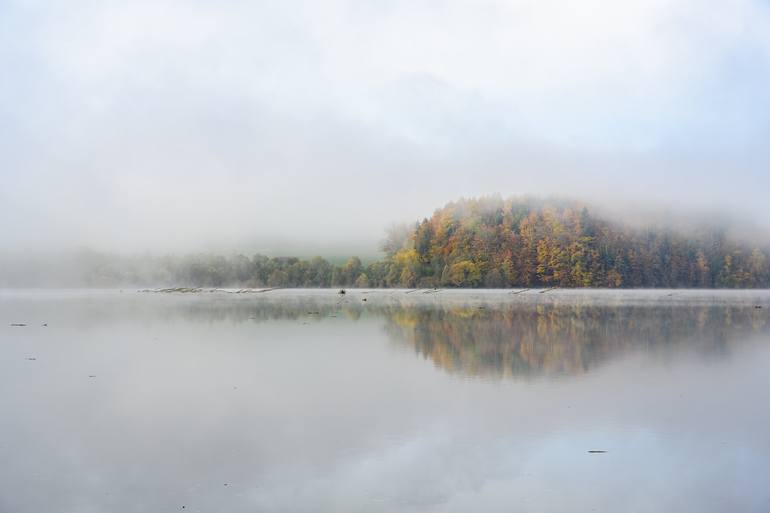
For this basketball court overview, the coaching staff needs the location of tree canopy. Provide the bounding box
[378,196,770,288]
[78,196,770,289]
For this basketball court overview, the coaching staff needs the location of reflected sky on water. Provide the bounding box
[1,289,769,512]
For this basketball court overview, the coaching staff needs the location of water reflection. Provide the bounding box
[2,290,770,513]
[7,290,768,380]
[383,302,769,378]
[138,292,770,379]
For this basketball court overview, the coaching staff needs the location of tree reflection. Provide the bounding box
[33,291,769,379]
[161,293,770,379]
[382,301,768,378]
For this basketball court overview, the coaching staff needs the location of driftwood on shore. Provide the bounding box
[138,287,201,293]
[139,287,282,294]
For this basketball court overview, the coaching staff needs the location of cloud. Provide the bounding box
[1,0,769,253]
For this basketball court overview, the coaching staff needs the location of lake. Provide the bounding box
[2,289,770,512]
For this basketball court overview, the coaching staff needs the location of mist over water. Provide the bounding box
[2,289,770,512]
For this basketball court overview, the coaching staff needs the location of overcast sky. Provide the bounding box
[2,0,769,255]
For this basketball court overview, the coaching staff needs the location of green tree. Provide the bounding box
[447,260,482,287]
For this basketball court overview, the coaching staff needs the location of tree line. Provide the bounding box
[79,196,769,288]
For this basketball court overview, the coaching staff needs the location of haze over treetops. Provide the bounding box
[5,196,769,289]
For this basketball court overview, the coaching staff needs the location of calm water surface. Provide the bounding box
[1,289,770,512]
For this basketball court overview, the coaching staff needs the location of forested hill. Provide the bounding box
[379,197,770,288]
[6,197,769,288]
